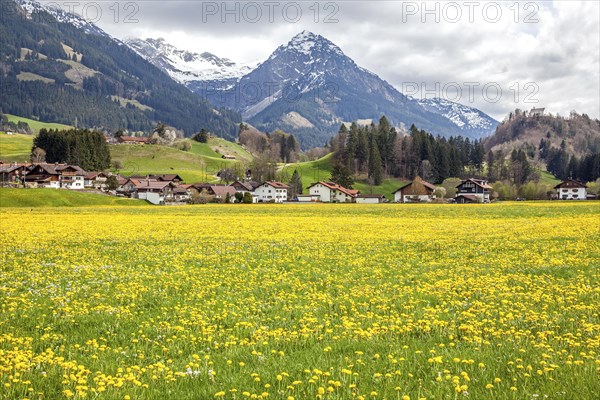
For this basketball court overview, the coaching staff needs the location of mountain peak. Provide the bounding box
[282,30,343,57]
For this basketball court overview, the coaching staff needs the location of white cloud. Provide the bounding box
[43,0,600,121]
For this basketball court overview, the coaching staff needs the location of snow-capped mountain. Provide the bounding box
[185,30,498,146]
[125,38,257,83]
[15,0,109,37]
[416,97,498,137]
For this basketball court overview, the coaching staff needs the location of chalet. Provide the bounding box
[203,185,237,202]
[393,177,436,203]
[166,186,191,204]
[149,174,184,183]
[255,181,289,203]
[232,180,260,203]
[554,179,587,200]
[0,163,30,183]
[118,136,149,145]
[24,163,61,188]
[355,194,386,204]
[127,178,172,205]
[455,178,492,203]
[307,181,359,203]
[84,172,109,189]
[56,165,86,190]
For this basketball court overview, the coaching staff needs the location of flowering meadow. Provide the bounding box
[1,203,599,399]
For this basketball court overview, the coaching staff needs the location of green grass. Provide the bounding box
[111,141,246,183]
[0,188,148,207]
[0,132,34,162]
[4,113,73,133]
[538,169,560,185]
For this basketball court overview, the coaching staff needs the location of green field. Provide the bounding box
[0,188,148,207]
[4,113,73,133]
[110,138,248,183]
[1,203,598,399]
[0,132,34,162]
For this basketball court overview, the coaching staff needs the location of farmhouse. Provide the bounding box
[203,185,237,201]
[355,194,385,204]
[84,172,109,189]
[455,178,492,203]
[127,178,172,205]
[254,181,289,203]
[307,181,359,203]
[0,163,30,183]
[393,177,436,203]
[56,165,86,190]
[232,180,260,203]
[554,179,587,200]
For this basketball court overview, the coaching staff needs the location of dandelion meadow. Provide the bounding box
[1,203,599,400]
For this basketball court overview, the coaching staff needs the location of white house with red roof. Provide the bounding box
[307,181,359,203]
[254,181,289,203]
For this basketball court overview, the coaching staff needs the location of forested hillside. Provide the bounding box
[0,0,241,137]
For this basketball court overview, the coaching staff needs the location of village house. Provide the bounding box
[232,180,260,203]
[355,194,386,204]
[126,178,172,205]
[55,165,86,189]
[203,184,237,202]
[455,178,492,203]
[307,181,359,203]
[0,163,30,184]
[554,179,587,200]
[149,174,184,183]
[393,177,436,203]
[118,136,149,145]
[254,181,289,203]
[84,172,109,189]
[24,163,61,188]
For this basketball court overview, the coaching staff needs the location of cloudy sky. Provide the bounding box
[44,1,600,121]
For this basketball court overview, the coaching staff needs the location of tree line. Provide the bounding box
[329,116,487,186]
[32,128,111,171]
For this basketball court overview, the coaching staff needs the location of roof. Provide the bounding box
[85,171,108,179]
[232,181,256,191]
[308,181,358,197]
[129,179,170,190]
[554,179,587,189]
[154,174,182,182]
[207,185,237,196]
[456,194,480,202]
[393,177,436,194]
[263,181,289,189]
[457,178,492,190]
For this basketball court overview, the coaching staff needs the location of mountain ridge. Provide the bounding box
[128,31,499,147]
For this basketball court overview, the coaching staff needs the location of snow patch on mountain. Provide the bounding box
[15,0,109,37]
[125,37,258,83]
[416,97,498,135]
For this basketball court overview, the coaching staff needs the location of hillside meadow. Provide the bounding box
[1,202,599,400]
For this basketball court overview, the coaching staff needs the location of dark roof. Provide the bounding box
[456,178,492,189]
[263,181,289,189]
[554,179,587,189]
[455,194,480,202]
[393,177,436,194]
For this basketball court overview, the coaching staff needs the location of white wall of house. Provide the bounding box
[61,176,85,190]
[557,187,586,200]
[255,184,287,203]
[137,192,164,205]
[309,184,333,202]
[297,194,320,202]
[356,197,382,204]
